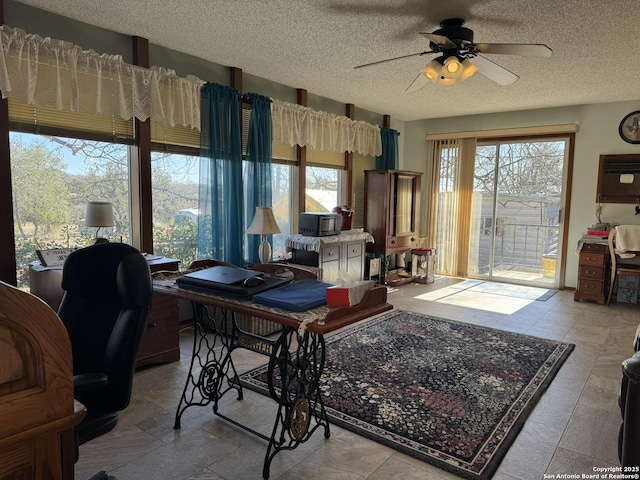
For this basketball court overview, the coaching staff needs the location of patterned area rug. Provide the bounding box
[240,309,574,480]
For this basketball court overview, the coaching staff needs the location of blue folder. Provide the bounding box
[252,278,333,312]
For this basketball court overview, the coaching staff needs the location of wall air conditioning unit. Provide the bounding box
[596,154,640,203]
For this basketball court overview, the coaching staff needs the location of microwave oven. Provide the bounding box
[299,212,341,237]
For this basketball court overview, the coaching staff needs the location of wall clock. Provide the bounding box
[619,111,640,144]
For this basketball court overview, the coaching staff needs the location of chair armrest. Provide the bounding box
[73,372,109,396]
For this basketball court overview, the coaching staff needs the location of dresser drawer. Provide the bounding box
[580,252,606,267]
[582,243,608,253]
[346,242,363,258]
[321,245,340,262]
[578,278,604,293]
[579,265,604,280]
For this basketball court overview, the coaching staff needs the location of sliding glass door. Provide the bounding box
[468,139,567,286]
[432,136,570,288]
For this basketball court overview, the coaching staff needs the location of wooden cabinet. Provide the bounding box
[138,258,181,367]
[29,256,181,367]
[289,233,368,285]
[364,169,422,285]
[574,242,609,304]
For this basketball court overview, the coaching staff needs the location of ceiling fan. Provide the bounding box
[354,18,552,91]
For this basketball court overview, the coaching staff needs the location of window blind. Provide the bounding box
[352,152,376,229]
[150,120,200,149]
[9,97,134,143]
[306,147,345,168]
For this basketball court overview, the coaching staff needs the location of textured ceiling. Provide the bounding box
[12,0,640,121]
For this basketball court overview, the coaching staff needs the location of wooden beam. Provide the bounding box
[230,67,243,91]
[383,115,391,129]
[0,0,17,285]
[132,36,153,254]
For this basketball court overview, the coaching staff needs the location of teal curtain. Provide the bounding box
[245,93,273,264]
[198,83,244,265]
[376,127,399,170]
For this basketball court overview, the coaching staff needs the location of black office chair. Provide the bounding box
[58,242,152,447]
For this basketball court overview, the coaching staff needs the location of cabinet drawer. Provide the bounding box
[577,279,604,293]
[580,252,605,267]
[579,265,604,280]
[151,290,177,311]
[138,306,179,360]
[346,242,363,258]
[137,292,179,367]
[321,245,340,262]
[582,243,608,253]
[387,235,417,249]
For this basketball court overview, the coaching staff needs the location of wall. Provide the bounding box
[401,100,640,288]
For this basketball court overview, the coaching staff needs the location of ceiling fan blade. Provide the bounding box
[420,32,456,48]
[354,51,433,69]
[475,43,553,57]
[406,72,430,93]
[468,55,519,86]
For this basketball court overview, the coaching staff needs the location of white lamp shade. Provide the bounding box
[85,201,114,227]
[460,59,479,81]
[421,59,442,82]
[247,206,281,235]
[442,57,462,79]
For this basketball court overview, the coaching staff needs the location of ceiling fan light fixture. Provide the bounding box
[442,56,462,78]
[460,59,479,81]
[421,59,442,82]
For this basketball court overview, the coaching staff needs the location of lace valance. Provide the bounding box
[271,99,382,157]
[0,25,204,130]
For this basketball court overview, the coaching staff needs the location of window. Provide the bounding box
[480,217,493,236]
[151,151,200,266]
[271,162,294,259]
[305,165,342,213]
[306,147,345,214]
[11,132,131,288]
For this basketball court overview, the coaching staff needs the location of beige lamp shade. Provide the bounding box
[247,206,281,235]
[247,206,281,264]
[85,201,115,227]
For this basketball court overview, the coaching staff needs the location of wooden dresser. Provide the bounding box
[574,240,609,304]
[29,256,181,367]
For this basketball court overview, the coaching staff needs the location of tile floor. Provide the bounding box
[75,278,637,480]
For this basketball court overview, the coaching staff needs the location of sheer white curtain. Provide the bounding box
[0,25,204,129]
[427,137,477,277]
[271,99,382,156]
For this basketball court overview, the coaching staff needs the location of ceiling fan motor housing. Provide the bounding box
[431,18,474,51]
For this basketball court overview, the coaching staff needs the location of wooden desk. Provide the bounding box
[29,256,182,367]
[153,275,391,479]
[0,282,86,480]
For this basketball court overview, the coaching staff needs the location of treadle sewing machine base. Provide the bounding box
[174,305,330,480]
[153,276,391,480]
